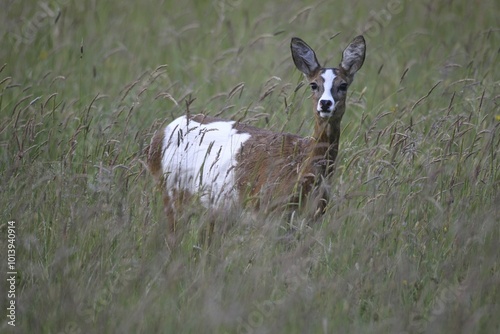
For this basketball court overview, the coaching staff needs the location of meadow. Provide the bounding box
[1,0,499,333]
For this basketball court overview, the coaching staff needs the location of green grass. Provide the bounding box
[1,0,499,333]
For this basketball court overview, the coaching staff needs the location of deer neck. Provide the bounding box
[309,116,342,176]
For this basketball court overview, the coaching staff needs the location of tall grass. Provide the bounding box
[1,0,499,333]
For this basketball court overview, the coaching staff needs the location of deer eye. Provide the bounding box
[338,83,348,92]
[310,82,319,91]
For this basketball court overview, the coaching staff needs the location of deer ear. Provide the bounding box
[340,35,366,79]
[291,37,321,78]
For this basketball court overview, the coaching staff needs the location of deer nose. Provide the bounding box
[319,100,333,111]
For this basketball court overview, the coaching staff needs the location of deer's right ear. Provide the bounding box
[291,37,321,78]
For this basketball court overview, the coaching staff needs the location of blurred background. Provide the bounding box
[1,0,499,333]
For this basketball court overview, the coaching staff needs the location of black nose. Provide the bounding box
[320,100,333,111]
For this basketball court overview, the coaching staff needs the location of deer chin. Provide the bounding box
[317,110,333,118]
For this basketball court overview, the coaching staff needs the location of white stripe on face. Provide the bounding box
[317,69,336,116]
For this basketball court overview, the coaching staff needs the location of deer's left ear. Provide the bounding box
[340,35,366,79]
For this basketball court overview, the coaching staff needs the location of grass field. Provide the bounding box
[1,0,499,333]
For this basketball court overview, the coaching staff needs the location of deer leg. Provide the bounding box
[163,192,177,248]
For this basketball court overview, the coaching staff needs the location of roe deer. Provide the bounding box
[148,36,366,239]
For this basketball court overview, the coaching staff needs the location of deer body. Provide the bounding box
[148,36,366,233]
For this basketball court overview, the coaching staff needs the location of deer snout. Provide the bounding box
[319,100,333,111]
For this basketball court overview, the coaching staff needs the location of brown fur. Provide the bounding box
[234,115,336,216]
[148,129,165,179]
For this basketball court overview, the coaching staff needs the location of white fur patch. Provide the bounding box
[161,116,251,207]
[318,69,336,115]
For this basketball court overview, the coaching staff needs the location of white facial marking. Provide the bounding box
[161,116,251,208]
[317,69,336,117]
